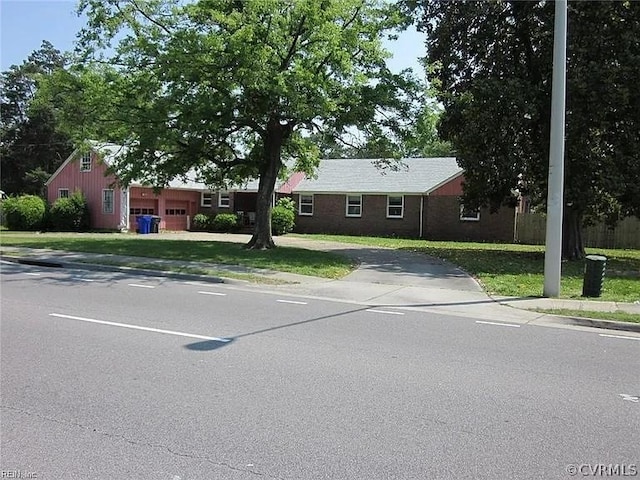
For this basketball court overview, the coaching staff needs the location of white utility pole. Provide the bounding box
[543,0,568,297]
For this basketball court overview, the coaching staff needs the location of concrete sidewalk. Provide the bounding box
[1,231,638,332]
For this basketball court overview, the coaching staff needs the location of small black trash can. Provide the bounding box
[150,215,161,233]
[582,255,606,297]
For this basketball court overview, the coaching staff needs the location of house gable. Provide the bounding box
[46,147,123,230]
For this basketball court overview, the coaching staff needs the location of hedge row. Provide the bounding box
[1,192,90,232]
[191,198,296,235]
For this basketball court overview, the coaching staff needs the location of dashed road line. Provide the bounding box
[128,283,155,289]
[198,291,227,296]
[366,309,405,316]
[599,334,640,342]
[619,394,640,403]
[49,313,231,342]
[276,299,308,305]
[25,272,42,276]
[475,320,521,328]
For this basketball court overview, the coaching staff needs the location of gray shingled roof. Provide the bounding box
[294,157,462,194]
[92,142,263,191]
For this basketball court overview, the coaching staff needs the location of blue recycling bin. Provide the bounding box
[136,215,152,234]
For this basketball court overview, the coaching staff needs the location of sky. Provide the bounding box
[0,0,425,75]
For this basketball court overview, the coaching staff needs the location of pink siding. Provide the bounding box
[47,151,122,230]
[279,171,306,194]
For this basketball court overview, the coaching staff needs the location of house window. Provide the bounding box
[460,204,480,221]
[387,195,404,218]
[299,194,313,216]
[346,195,362,217]
[80,152,92,172]
[102,189,114,214]
[58,189,70,199]
[218,192,230,208]
[201,192,213,207]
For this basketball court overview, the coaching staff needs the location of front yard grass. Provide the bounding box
[1,231,638,305]
[294,234,640,303]
[0,232,354,279]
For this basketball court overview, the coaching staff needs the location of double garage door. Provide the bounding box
[129,199,190,231]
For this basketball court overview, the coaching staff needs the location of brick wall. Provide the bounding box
[294,193,421,237]
[423,196,515,242]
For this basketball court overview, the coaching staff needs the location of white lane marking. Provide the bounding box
[128,283,155,289]
[619,394,640,403]
[366,309,405,316]
[49,314,231,342]
[475,320,521,328]
[277,299,308,305]
[599,334,640,342]
[198,291,227,296]
[25,272,42,276]
[78,278,95,282]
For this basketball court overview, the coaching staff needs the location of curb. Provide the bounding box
[1,255,230,285]
[3,253,639,334]
[554,315,640,334]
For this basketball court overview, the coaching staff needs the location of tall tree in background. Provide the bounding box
[405,102,453,157]
[0,41,73,195]
[405,1,640,259]
[47,0,419,249]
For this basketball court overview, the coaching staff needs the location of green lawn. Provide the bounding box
[0,232,355,279]
[2,231,639,304]
[293,234,640,303]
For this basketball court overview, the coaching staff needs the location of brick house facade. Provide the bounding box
[294,193,423,237]
[291,158,516,242]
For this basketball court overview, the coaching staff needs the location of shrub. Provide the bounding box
[271,197,296,236]
[1,195,46,231]
[212,213,238,232]
[49,191,91,231]
[192,213,213,231]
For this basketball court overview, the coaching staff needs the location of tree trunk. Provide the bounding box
[562,205,585,260]
[246,120,289,250]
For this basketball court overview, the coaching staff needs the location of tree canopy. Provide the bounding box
[0,41,73,195]
[46,0,420,248]
[405,0,640,259]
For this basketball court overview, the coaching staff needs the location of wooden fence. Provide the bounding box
[515,212,640,249]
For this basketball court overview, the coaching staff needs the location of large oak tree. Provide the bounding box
[48,0,419,248]
[405,0,640,259]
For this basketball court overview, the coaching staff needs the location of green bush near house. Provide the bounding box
[192,213,213,231]
[271,197,296,236]
[212,213,238,232]
[1,195,46,231]
[49,191,91,231]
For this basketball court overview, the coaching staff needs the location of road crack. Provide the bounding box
[1,404,286,479]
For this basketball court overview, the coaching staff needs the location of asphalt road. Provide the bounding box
[1,262,639,480]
